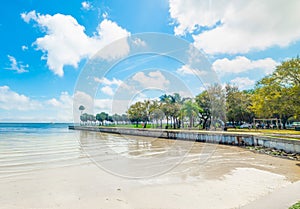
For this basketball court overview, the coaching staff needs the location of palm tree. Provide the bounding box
[160,94,172,128]
[181,100,201,128]
[78,105,85,125]
[79,105,85,115]
[149,100,164,128]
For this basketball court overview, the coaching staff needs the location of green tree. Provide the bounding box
[127,101,148,127]
[195,91,211,129]
[121,114,129,124]
[112,113,122,125]
[251,57,300,128]
[181,99,201,128]
[159,93,185,129]
[149,100,164,128]
[195,84,226,129]
[208,84,226,123]
[169,93,186,129]
[80,113,88,125]
[225,84,253,124]
[79,105,85,115]
[96,112,108,126]
[160,94,172,128]
[79,105,85,125]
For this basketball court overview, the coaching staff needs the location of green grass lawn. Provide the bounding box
[97,124,300,139]
[100,124,154,129]
[227,128,300,135]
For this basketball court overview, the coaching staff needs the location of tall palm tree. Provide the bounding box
[79,105,85,115]
[181,100,201,128]
[78,105,85,125]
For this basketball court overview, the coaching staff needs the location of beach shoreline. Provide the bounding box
[1,130,300,209]
[1,160,299,209]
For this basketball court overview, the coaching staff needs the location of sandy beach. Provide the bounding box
[1,131,299,209]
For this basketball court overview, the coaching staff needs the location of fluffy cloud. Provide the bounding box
[169,0,300,54]
[0,86,41,110]
[230,77,256,90]
[21,45,28,51]
[0,88,115,122]
[21,11,130,76]
[132,71,170,89]
[176,64,206,76]
[94,77,123,86]
[81,1,93,11]
[101,86,114,96]
[131,38,147,47]
[94,77,125,96]
[5,55,29,73]
[212,56,278,75]
[47,92,72,108]
[46,92,73,121]
[73,91,114,118]
[0,86,117,122]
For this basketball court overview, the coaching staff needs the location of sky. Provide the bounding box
[1,0,300,122]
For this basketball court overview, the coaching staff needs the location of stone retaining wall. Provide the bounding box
[69,126,300,154]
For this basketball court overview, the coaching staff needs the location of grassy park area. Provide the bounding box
[95,123,300,140]
[226,128,300,140]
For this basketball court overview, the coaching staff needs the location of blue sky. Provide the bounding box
[1,0,300,122]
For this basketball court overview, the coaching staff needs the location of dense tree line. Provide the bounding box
[79,111,129,126]
[79,57,300,129]
[127,89,226,130]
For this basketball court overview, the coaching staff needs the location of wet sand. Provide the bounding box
[0,131,299,209]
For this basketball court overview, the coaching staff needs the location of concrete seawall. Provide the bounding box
[69,126,300,154]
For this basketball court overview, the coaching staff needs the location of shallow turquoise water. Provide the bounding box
[0,123,197,179]
[0,123,89,179]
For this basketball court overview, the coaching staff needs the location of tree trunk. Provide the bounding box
[202,119,207,130]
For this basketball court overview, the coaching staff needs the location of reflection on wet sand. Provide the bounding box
[79,131,300,182]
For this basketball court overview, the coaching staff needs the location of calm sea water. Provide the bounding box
[2,123,282,180]
[0,123,200,179]
[0,123,73,134]
[0,123,89,179]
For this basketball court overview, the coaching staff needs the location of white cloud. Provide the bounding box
[46,92,73,121]
[94,19,130,60]
[94,77,123,86]
[21,10,37,23]
[5,55,29,73]
[81,1,93,11]
[0,86,41,111]
[132,71,170,89]
[94,77,125,96]
[176,64,206,76]
[47,92,72,108]
[230,77,256,90]
[21,11,130,77]
[131,38,146,47]
[73,91,114,119]
[0,87,118,122]
[169,0,225,35]
[21,45,28,51]
[212,56,278,75]
[169,0,300,54]
[101,86,114,96]
[102,12,108,19]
